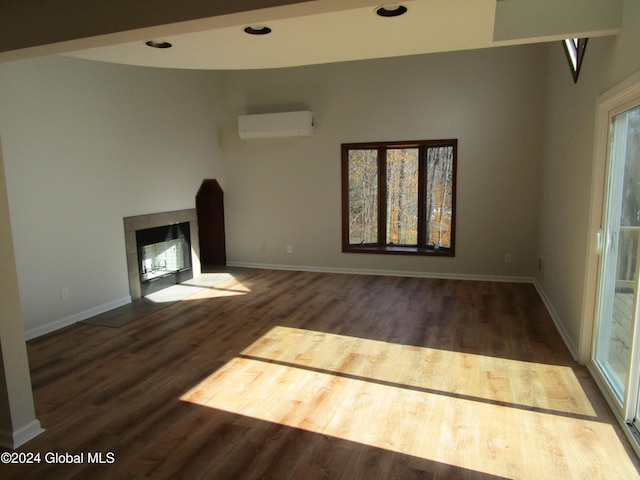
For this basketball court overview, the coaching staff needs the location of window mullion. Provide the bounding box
[378,147,387,246]
[417,146,426,248]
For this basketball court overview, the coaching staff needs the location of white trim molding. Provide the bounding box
[0,420,45,450]
[227,261,536,284]
[24,296,131,340]
[534,280,580,361]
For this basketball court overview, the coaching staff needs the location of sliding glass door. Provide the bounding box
[594,101,640,420]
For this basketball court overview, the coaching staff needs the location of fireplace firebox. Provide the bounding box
[136,222,193,297]
[124,209,200,300]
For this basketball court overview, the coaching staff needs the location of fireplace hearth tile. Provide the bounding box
[82,270,248,328]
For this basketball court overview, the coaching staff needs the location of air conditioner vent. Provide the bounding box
[238,111,314,139]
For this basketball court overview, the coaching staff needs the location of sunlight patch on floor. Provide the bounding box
[237,326,595,417]
[144,273,251,303]
[180,326,634,479]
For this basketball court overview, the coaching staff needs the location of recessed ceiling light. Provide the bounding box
[243,25,272,35]
[375,4,408,17]
[145,40,172,49]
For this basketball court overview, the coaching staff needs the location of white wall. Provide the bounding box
[0,56,224,336]
[219,44,546,278]
[537,0,640,359]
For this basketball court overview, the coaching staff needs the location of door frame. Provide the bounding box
[584,69,640,457]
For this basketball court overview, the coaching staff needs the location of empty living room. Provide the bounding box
[2,1,640,479]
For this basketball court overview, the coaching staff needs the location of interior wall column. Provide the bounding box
[0,133,44,449]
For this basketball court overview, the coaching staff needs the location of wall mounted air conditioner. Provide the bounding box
[238,111,314,139]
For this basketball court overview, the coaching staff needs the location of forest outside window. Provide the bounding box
[342,139,457,256]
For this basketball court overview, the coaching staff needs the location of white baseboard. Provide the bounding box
[533,280,580,361]
[227,261,535,284]
[0,419,45,449]
[25,296,132,341]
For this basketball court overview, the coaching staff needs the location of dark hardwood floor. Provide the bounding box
[2,269,639,479]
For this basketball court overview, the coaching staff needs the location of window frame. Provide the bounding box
[341,139,457,256]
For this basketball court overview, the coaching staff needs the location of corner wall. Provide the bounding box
[0,56,224,336]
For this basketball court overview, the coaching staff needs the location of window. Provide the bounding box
[342,139,457,256]
[562,38,588,83]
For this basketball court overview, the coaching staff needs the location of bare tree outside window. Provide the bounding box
[386,148,418,245]
[342,139,456,256]
[348,149,378,244]
[425,146,454,248]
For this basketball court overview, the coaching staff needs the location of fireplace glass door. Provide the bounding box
[136,222,192,296]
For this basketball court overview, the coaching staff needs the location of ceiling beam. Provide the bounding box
[493,0,622,44]
[0,0,310,60]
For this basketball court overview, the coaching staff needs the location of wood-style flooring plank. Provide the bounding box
[1,269,639,479]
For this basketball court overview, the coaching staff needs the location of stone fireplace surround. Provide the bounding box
[124,209,201,300]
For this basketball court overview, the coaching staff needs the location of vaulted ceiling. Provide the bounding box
[0,0,623,70]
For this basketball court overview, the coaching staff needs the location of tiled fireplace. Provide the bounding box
[124,209,201,300]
